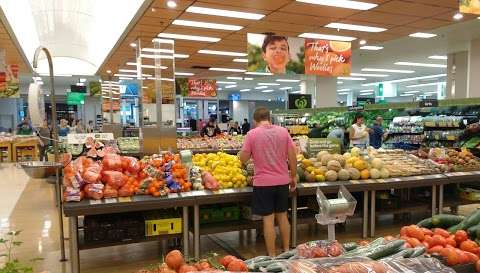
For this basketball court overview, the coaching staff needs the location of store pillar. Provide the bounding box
[468,38,480,98]
[314,76,337,108]
[446,51,468,99]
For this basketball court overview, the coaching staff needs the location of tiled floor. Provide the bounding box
[0,163,465,273]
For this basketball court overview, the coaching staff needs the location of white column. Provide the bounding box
[314,76,337,108]
[468,38,480,98]
[447,51,468,99]
[232,101,249,122]
[346,92,353,106]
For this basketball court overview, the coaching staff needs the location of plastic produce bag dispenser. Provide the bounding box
[316,185,357,240]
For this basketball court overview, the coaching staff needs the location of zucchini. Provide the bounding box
[248,259,278,270]
[417,217,433,228]
[380,248,413,261]
[448,223,463,233]
[468,224,480,239]
[344,238,386,257]
[342,242,358,251]
[431,214,465,228]
[275,250,296,260]
[409,247,426,258]
[461,209,480,229]
[265,262,288,272]
[366,239,405,260]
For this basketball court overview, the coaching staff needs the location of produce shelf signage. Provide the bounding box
[247,33,351,77]
[460,0,480,15]
[187,79,217,97]
[420,99,439,108]
[288,94,312,109]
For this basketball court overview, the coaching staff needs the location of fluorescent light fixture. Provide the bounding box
[279,87,292,90]
[141,48,174,53]
[37,81,44,85]
[167,0,177,8]
[217,81,237,84]
[258,83,281,86]
[114,73,152,77]
[261,89,274,93]
[32,76,42,81]
[360,89,373,92]
[172,19,243,31]
[245,72,273,76]
[186,6,265,20]
[362,68,415,74]
[338,92,350,95]
[359,92,373,95]
[290,91,302,94]
[360,46,384,50]
[157,33,220,42]
[351,73,389,77]
[119,77,133,80]
[130,42,137,47]
[409,32,437,39]
[140,53,189,59]
[76,82,84,86]
[255,86,268,90]
[359,40,367,45]
[338,89,351,92]
[210,67,246,73]
[240,89,251,92]
[296,0,377,10]
[225,85,237,89]
[218,88,223,91]
[429,55,448,60]
[233,58,248,63]
[362,74,446,86]
[404,90,421,94]
[425,91,438,94]
[175,72,195,76]
[453,12,464,20]
[299,33,356,41]
[276,79,301,82]
[119,69,138,73]
[400,94,414,96]
[395,62,447,68]
[337,81,344,84]
[147,77,175,81]
[406,82,446,88]
[198,50,247,57]
[227,77,253,80]
[325,22,386,32]
[79,78,87,83]
[338,77,366,81]
[126,63,167,69]
[106,70,112,74]
[142,86,148,89]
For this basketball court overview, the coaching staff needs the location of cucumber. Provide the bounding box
[448,223,463,233]
[342,242,358,251]
[468,224,480,239]
[265,262,288,272]
[380,248,413,261]
[431,214,465,228]
[461,209,480,229]
[244,256,271,264]
[417,217,433,228]
[366,239,405,260]
[344,238,386,257]
[248,259,278,270]
[409,247,426,258]
[275,250,296,260]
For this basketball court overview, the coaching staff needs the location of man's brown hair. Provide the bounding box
[253,107,271,122]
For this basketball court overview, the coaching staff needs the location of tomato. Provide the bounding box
[460,240,479,253]
[421,228,434,236]
[406,237,422,248]
[476,259,480,273]
[458,249,471,264]
[219,255,237,267]
[446,235,457,247]
[428,245,444,254]
[407,225,425,241]
[422,241,430,249]
[434,228,451,238]
[446,248,460,266]
[455,230,469,244]
[400,226,409,237]
[431,234,447,247]
[465,252,480,263]
[404,242,413,248]
[424,235,433,246]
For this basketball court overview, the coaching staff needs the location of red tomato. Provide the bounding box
[428,245,444,254]
[434,228,451,238]
[455,230,469,244]
[431,234,447,247]
[476,260,480,273]
[458,249,471,264]
[465,252,480,263]
[460,240,479,253]
[421,228,434,236]
[406,237,422,248]
[446,248,460,266]
[446,235,457,247]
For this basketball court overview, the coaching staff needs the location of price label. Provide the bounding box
[104,198,117,204]
[168,193,179,198]
[118,197,132,202]
[376,179,385,183]
[181,192,193,197]
[222,189,235,194]
[191,191,208,196]
[89,200,102,205]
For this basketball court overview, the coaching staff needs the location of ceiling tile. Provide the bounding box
[280,2,360,18]
[374,1,451,17]
[347,11,421,26]
[197,0,291,11]
[408,18,452,30]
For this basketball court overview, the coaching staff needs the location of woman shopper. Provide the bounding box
[349,113,370,148]
[240,107,297,257]
[200,118,221,137]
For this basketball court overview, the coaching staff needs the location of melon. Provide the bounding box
[302,159,313,168]
[343,152,352,160]
[370,168,381,179]
[297,166,305,180]
[353,160,368,171]
[347,168,361,180]
[315,174,325,182]
[360,169,370,179]
[319,166,328,174]
[333,154,346,167]
[337,169,350,181]
[351,147,361,157]
[313,168,325,176]
[305,173,316,182]
[317,151,329,161]
[325,170,338,182]
[321,154,334,166]
[380,168,390,179]
[371,158,383,170]
[313,162,323,168]
[327,160,342,172]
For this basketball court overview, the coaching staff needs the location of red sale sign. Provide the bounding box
[188,79,217,97]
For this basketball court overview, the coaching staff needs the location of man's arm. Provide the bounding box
[239,150,251,165]
[239,133,252,165]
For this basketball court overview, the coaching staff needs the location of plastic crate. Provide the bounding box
[222,206,240,221]
[145,218,182,236]
[84,213,144,243]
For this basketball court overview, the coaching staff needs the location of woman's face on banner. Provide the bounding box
[262,39,290,74]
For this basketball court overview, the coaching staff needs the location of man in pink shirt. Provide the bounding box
[240,107,297,256]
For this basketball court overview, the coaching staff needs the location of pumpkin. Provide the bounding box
[317,151,329,161]
[165,250,184,270]
[371,158,384,169]
[325,170,338,181]
[321,154,334,166]
[347,168,361,180]
[360,169,370,179]
[327,160,342,172]
[370,168,381,179]
[338,169,350,181]
[353,160,368,171]
[380,168,390,178]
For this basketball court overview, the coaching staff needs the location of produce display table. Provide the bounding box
[0,141,12,162]
[13,138,39,162]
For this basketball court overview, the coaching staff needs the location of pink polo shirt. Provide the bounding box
[242,124,295,187]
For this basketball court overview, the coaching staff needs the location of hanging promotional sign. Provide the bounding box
[247,33,351,76]
[460,0,480,15]
[288,94,312,109]
[28,83,45,127]
[188,79,217,97]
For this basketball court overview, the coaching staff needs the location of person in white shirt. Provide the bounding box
[349,113,370,148]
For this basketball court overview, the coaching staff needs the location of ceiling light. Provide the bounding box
[453,12,464,20]
[360,89,373,92]
[240,89,251,92]
[119,69,138,73]
[217,81,237,84]
[142,86,148,89]
[175,72,195,76]
[351,73,389,77]
[362,74,446,86]
[337,81,344,84]
[76,83,84,86]
[255,86,268,90]
[359,92,373,95]
[338,88,351,92]
[157,33,220,42]
[198,50,247,57]
[233,58,248,63]
[32,76,42,81]
[409,32,437,39]
[325,22,386,32]
[258,83,281,86]
[362,68,415,74]
[400,94,414,97]
[276,79,301,82]
[39,73,73,77]
[406,82,446,88]
[425,91,438,94]
[130,43,137,47]
[37,81,44,85]
[186,6,265,20]
[291,91,302,94]
[140,53,189,59]
[172,19,243,31]
[227,77,253,80]
[404,90,421,94]
[225,85,237,89]
[79,78,87,83]
[106,70,112,74]
[245,72,273,76]
[338,92,350,95]
[360,46,384,50]
[429,55,448,60]
[279,87,292,90]
[142,48,174,53]
[299,33,356,41]
[210,67,246,73]
[119,77,133,80]
[115,73,152,77]
[126,62,167,69]
[337,77,366,81]
[359,40,367,45]
[261,89,274,93]
[166,0,177,8]
[296,0,377,10]
[395,62,447,68]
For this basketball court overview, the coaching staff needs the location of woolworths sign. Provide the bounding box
[288,94,312,109]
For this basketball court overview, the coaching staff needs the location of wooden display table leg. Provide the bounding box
[432,185,437,216]
[370,190,376,238]
[291,195,297,248]
[69,216,80,273]
[194,204,200,259]
[182,206,189,259]
[438,184,444,214]
[363,190,368,239]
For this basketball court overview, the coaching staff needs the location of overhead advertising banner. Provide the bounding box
[187,79,217,97]
[460,0,480,15]
[0,64,20,98]
[288,94,312,109]
[247,33,351,76]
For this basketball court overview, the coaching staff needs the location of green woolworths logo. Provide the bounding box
[294,96,308,109]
